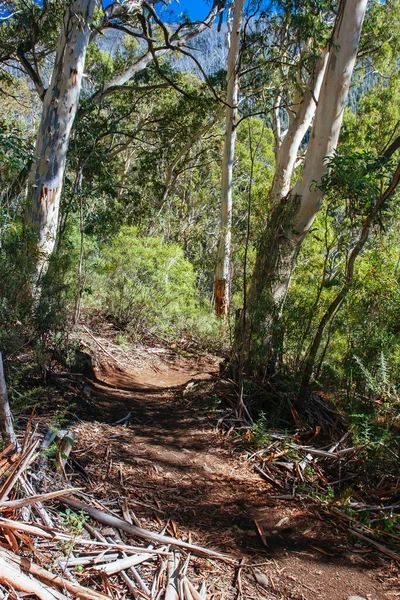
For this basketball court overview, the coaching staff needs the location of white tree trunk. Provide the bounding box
[269,49,329,206]
[292,0,368,237]
[246,0,368,367]
[272,93,282,153]
[24,0,96,281]
[214,0,245,317]
[22,0,226,283]
[0,353,16,447]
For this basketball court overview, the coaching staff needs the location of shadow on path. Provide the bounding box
[70,353,389,600]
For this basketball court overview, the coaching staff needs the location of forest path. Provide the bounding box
[72,346,392,600]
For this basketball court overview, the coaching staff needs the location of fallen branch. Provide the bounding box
[165,552,180,600]
[0,441,39,502]
[91,550,161,575]
[254,465,283,489]
[60,496,231,561]
[82,326,125,368]
[0,555,60,600]
[0,517,170,555]
[0,488,80,511]
[349,529,400,561]
[0,549,110,600]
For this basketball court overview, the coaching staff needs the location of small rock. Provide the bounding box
[254,572,269,588]
[347,596,367,600]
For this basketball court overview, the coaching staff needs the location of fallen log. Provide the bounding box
[349,529,400,561]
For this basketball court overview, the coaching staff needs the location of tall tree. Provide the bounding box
[24,0,97,282]
[11,0,227,281]
[214,0,245,317]
[244,0,369,370]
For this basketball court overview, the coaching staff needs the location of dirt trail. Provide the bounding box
[72,347,396,600]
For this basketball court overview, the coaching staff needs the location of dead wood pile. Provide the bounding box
[0,417,232,600]
[246,431,400,561]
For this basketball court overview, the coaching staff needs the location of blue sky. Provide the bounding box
[102,0,214,21]
[0,1,218,23]
[165,0,211,20]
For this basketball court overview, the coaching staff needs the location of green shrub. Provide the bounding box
[88,227,223,346]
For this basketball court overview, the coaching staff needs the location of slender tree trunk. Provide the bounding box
[272,93,282,153]
[214,0,245,317]
[244,0,368,370]
[0,353,17,447]
[299,161,400,398]
[73,169,85,326]
[269,49,329,206]
[24,0,96,282]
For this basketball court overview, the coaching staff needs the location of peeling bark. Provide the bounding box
[214,279,228,318]
[24,0,96,281]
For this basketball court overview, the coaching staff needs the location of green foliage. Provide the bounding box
[231,119,275,307]
[342,77,400,154]
[0,0,63,61]
[319,149,395,217]
[0,221,78,365]
[87,227,222,345]
[85,44,115,84]
[359,0,400,73]
[249,412,271,448]
[61,509,89,555]
[285,133,400,390]
[0,125,32,177]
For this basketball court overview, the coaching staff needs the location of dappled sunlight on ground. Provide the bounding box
[68,349,396,599]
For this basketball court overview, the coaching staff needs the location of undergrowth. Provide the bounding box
[84,227,227,353]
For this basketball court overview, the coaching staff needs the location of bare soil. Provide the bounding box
[68,343,399,600]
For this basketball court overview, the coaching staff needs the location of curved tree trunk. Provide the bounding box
[269,49,329,206]
[23,1,227,285]
[24,0,96,282]
[214,0,245,317]
[299,159,400,399]
[245,0,368,370]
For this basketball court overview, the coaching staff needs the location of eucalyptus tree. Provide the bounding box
[214,0,245,317]
[241,0,369,372]
[0,0,227,283]
[25,0,97,282]
[213,0,338,318]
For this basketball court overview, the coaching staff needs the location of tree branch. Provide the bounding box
[16,45,45,99]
